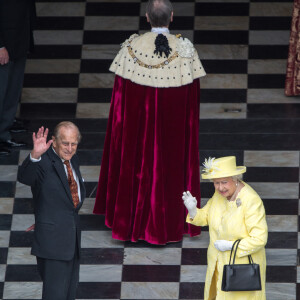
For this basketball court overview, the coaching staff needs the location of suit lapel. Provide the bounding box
[47,149,74,205]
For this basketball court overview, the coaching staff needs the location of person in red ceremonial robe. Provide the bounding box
[93,0,206,244]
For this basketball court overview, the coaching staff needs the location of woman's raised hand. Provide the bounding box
[31,126,53,159]
[182,191,197,218]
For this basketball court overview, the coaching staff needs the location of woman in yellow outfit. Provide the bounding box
[183,156,268,300]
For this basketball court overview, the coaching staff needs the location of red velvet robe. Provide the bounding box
[285,0,300,96]
[93,75,201,244]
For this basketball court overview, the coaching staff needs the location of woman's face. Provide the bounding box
[213,177,237,199]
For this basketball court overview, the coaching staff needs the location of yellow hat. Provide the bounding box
[201,156,246,179]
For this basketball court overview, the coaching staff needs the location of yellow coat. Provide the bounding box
[187,182,268,300]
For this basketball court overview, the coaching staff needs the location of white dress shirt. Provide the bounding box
[151,27,170,34]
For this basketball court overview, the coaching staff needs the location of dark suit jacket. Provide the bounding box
[0,0,36,60]
[17,148,86,261]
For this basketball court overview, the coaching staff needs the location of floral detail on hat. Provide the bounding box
[202,157,220,175]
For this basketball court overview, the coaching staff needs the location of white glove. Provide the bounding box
[182,191,197,218]
[214,240,234,251]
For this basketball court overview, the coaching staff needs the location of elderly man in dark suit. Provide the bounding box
[18,121,86,300]
[0,0,36,155]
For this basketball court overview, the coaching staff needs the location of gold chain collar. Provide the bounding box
[126,41,179,69]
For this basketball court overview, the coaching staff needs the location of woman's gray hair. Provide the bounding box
[146,0,173,27]
[232,174,243,182]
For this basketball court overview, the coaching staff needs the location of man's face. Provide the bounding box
[52,127,79,161]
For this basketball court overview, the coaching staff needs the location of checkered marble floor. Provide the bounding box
[0,0,299,299]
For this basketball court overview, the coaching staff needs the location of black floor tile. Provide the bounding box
[122,265,180,282]
[244,167,299,182]
[297,284,300,300]
[199,133,300,151]
[80,248,124,264]
[37,0,85,1]
[78,88,113,103]
[84,182,99,198]
[202,60,247,74]
[248,104,300,118]
[84,30,137,44]
[181,248,207,265]
[248,74,285,89]
[77,150,102,166]
[140,16,194,30]
[196,3,249,16]
[20,103,77,119]
[141,0,194,1]
[0,182,15,197]
[0,215,12,230]
[75,120,108,133]
[199,151,244,164]
[0,248,8,264]
[28,45,82,59]
[200,119,300,134]
[5,265,40,281]
[266,266,296,283]
[250,17,291,30]
[250,0,293,2]
[249,45,289,59]
[81,59,112,73]
[179,282,205,299]
[267,232,297,249]
[201,89,247,103]
[0,150,19,165]
[86,3,140,16]
[9,231,34,247]
[23,74,79,88]
[200,182,215,198]
[36,16,84,30]
[0,282,3,300]
[263,199,298,216]
[27,119,108,134]
[80,133,106,150]
[194,30,248,44]
[77,282,121,299]
[13,198,35,214]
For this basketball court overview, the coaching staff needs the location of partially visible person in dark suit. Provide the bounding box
[0,0,36,155]
[18,121,86,300]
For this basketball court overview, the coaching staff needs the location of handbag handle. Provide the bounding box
[229,239,253,265]
[229,239,240,265]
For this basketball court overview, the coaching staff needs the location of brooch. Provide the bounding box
[236,198,242,208]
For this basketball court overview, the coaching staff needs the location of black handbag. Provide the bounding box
[221,239,262,292]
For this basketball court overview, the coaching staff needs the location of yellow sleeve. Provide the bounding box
[186,197,213,227]
[236,194,268,258]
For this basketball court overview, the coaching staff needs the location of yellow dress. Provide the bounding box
[187,182,268,300]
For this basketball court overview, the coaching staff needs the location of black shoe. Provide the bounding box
[0,145,11,156]
[1,139,27,148]
[9,122,27,133]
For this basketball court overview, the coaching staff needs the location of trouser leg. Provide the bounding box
[0,57,26,141]
[37,254,80,300]
[66,249,80,300]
